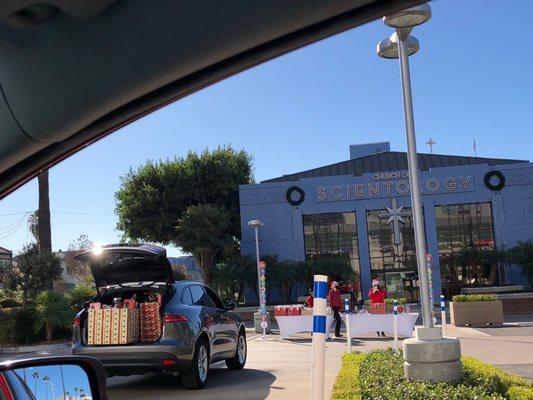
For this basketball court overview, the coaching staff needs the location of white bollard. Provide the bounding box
[393,299,398,353]
[344,298,352,353]
[440,295,447,337]
[310,275,328,400]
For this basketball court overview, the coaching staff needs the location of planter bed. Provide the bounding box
[331,349,533,400]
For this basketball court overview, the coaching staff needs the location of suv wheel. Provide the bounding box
[183,338,209,389]
[225,331,246,370]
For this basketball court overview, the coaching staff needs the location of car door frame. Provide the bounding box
[187,284,225,361]
[203,285,239,358]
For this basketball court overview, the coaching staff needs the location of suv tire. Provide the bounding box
[225,331,246,370]
[183,338,209,389]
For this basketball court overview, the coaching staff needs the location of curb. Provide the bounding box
[0,342,70,355]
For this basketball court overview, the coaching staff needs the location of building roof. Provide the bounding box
[262,151,528,183]
[0,246,12,260]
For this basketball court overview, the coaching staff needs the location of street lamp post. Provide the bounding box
[248,219,267,337]
[377,5,432,329]
[377,3,463,383]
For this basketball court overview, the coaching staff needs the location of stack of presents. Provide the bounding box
[274,304,332,316]
[87,294,162,345]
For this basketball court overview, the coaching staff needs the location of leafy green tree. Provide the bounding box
[174,204,234,283]
[66,283,96,312]
[115,146,253,244]
[7,244,62,306]
[507,240,533,285]
[35,291,72,342]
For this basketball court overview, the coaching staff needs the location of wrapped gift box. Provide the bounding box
[274,306,288,316]
[369,303,386,314]
[88,308,140,345]
[140,302,161,342]
[301,307,313,315]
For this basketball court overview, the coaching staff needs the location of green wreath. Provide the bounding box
[484,170,505,191]
[286,186,305,206]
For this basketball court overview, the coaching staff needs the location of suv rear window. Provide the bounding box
[181,286,193,305]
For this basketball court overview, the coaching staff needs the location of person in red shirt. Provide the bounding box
[368,279,387,337]
[329,281,342,337]
[305,288,314,308]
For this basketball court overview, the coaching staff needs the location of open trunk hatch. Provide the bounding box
[76,244,173,294]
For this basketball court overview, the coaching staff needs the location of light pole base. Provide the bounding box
[403,327,463,383]
[253,312,272,334]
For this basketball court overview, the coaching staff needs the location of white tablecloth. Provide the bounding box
[275,315,334,339]
[341,313,419,338]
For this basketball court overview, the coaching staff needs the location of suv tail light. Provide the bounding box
[0,374,13,400]
[163,314,189,323]
[73,317,80,326]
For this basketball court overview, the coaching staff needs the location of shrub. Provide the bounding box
[66,283,96,312]
[462,356,532,399]
[0,307,43,345]
[331,349,533,400]
[452,294,497,302]
[35,291,73,342]
[0,297,22,308]
[385,298,407,305]
[331,353,365,400]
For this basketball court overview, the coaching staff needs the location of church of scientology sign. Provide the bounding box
[315,172,473,202]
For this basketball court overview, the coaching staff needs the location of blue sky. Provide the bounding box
[0,0,532,257]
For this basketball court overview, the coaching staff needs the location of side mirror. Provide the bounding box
[0,356,108,400]
[225,300,236,311]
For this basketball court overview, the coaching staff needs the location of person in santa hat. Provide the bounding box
[368,279,387,337]
[328,281,343,338]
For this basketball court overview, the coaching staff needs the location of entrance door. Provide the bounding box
[366,204,420,302]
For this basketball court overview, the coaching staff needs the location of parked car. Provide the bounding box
[71,243,246,389]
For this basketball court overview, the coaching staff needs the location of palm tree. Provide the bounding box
[36,291,72,342]
[32,371,39,395]
[38,170,53,289]
[27,211,39,245]
[42,375,50,400]
[174,204,233,284]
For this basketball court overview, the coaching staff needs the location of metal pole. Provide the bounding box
[397,37,432,328]
[254,226,266,338]
[393,299,398,353]
[440,295,447,337]
[343,298,352,353]
[310,275,328,400]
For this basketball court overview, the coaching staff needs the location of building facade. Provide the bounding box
[239,142,533,302]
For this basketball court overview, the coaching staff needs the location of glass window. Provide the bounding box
[204,286,225,309]
[181,286,193,305]
[435,203,496,298]
[303,212,361,301]
[366,207,419,302]
[190,285,215,307]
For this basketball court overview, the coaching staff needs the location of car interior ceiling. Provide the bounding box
[0,0,423,198]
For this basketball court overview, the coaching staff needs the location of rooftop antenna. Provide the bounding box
[426,137,436,154]
[473,137,477,157]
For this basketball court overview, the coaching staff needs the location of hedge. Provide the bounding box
[331,349,533,400]
[452,294,497,302]
[0,307,44,345]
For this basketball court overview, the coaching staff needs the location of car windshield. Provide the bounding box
[0,1,532,399]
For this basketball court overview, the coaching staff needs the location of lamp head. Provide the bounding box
[248,219,264,228]
[377,33,419,59]
[383,3,432,29]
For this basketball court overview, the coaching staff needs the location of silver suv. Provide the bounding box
[72,244,246,389]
